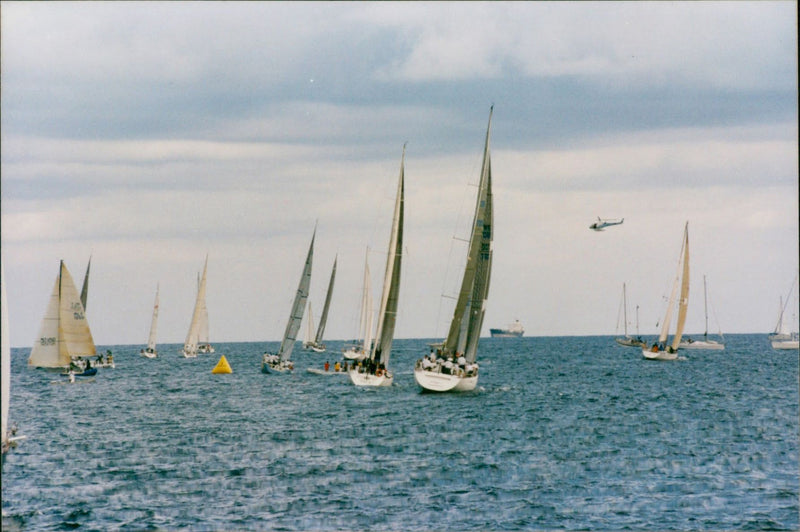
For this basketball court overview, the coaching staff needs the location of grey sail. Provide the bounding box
[279,228,315,362]
[80,256,91,312]
[443,107,494,364]
[371,146,405,367]
[314,257,337,345]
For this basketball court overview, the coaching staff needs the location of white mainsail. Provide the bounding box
[182,256,209,358]
[644,222,689,360]
[415,107,494,392]
[303,302,316,346]
[263,227,315,372]
[29,261,96,368]
[349,146,405,387]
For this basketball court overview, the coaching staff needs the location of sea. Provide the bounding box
[1,335,798,531]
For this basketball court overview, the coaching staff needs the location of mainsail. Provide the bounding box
[313,257,337,345]
[279,228,315,362]
[29,261,96,368]
[371,145,405,367]
[443,107,494,363]
[147,285,159,352]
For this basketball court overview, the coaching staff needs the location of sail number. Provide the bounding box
[39,336,56,346]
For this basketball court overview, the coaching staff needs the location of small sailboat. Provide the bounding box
[643,222,690,361]
[348,146,405,387]
[304,257,337,353]
[615,283,646,348]
[29,261,97,369]
[770,274,799,349]
[182,256,211,358]
[262,227,315,373]
[679,275,725,350]
[342,249,373,361]
[414,107,494,392]
[141,285,159,358]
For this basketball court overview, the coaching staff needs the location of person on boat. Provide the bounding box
[324,361,330,372]
[334,361,341,372]
[85,358,92,370]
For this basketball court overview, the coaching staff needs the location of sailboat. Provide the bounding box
[615,283,645,347]
[643,222,690,361]
[679,275,725,350]
[181,256,211,358]
[348,146,405,387]
[304,257,337,353]
[769,274,799,349]
[141,285,159,358]
[342,249,373,361]
[414,107,494,392]
[262,227,315,373]
[28,261,97,369]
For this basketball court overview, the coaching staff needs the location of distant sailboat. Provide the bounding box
[141,285,159,358]
[349,146,405,387]
[643,222,689,361]
[615,283,645,348]
[29,261,97,368]
[342,249,373,361]
[262,227,315,373]
[182,256,211,358]
[679,275,725,350]
[414,107,494,392]
[770,274,799,350]
[304,257,337,353]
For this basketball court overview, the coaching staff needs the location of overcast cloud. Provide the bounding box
[2,1,797,346]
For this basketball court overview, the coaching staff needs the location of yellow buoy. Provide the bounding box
[211,355,232,374]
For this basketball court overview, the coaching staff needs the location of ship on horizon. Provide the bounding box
[490,319,524,338]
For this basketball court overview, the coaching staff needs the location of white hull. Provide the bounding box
[615,336,646,348]
[304,342,326,353]
[414,368,477,392]
[348,368,392,387]
[262,354,293,373]
[678,339,725,350]
[141,351,157,359]
[181,349,197,358]
[642,347,678,361]
[342,347,368,361]
[771,339,799,350]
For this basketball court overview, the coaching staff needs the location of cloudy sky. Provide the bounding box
[2,2,797,347]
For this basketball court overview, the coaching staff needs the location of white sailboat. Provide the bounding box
[304,257,337,353]
[28,261,97,368]
[679,275,725,350]
[197,272,215,354]
[414,107,494,392]
[181,256,211,358]
[348,146,405,387]
[262,227,315,373]
[342,249,373,361]
[770,274,799,349]
[643,222,690,361]
[615,283,646,348]
[141,285,159,358]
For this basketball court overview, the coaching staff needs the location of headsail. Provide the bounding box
[80,255,91,312]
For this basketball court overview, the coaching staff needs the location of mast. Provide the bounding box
[279,227,314,362]
[703,275,709,340]
[623,283,628,337]
[371,146,405,366]
[314,257,337,344]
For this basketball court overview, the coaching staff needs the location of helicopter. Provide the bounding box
[589,217,624,231]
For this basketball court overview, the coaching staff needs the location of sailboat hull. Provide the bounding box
[342,346,368,360]
[678,339,724,350]
[303,342,326,353]
[414,368,477,392]
[141,351,157,359]
[615,336,646,348]
[642,348,678,361]
[348,369,392,387]
[771,339,799,350]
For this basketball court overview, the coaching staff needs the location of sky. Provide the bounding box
[1,1,798,347]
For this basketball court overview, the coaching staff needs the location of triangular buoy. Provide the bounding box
[212,355,232,374]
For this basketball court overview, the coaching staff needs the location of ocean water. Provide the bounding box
[2,335,797,531]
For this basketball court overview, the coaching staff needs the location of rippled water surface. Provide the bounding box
[2,335,798,530]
